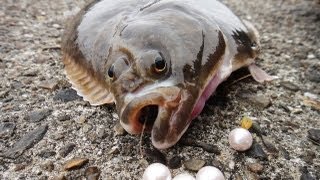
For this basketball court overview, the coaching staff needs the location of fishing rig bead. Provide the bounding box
[196,166,225,180]
[173,173,195,180]
[228,127,253,151]
[142,163,172,180]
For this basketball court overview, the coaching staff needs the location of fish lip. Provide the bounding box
[119,87,182,135]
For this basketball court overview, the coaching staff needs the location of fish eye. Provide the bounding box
[153,55,166,73]
[108,64,115,79]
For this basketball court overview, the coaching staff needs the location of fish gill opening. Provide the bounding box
[138,105,159,130]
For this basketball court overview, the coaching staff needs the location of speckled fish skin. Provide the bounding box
[62,0,273,149]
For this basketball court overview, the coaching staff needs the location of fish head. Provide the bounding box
[104,10,226,149]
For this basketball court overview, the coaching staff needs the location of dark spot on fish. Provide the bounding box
[183,31,205,83]
[232,30,256,59]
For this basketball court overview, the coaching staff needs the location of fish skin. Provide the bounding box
[62,0,273,149]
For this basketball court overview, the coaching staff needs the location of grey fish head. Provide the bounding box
[104,8,226,149]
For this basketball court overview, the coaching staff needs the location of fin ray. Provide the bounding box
[63,55,114,105]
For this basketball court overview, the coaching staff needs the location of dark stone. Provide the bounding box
[262,136,278,155]
[59,143,76,157]
[38,150,56,158]
[57,114,71,122]
[22,70,38,77]
[197,141,221,154]
[0,122,15,139]
[2,125,48,158]
[306,64,320,83]
[85,166,101,180]
[280,81,300,92]
[144,148,167,165]
[24,109,52,122]
[246,141,268,160]
[301,150,316,164]
[300,166,316,180]
[180,138,221,154]
[307,129,320,145]
[53,89,82,102]
[280,147,291,160]
[250,122,267,136]
[168,156,182,169]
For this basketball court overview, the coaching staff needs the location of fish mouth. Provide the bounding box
[119,86,192,149]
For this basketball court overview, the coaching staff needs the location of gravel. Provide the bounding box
[0,0,319,179]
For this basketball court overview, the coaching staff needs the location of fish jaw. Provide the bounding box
[118,82,199,149]
[119,85,182,135]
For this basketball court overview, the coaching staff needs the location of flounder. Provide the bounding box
[62,0,274,149]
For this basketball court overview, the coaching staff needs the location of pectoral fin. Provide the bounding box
[63,55,114,106]
[248,64,277,83]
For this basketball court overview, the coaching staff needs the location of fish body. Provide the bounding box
[62,0,273,149]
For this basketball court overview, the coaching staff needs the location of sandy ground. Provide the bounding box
[0,0,319,179]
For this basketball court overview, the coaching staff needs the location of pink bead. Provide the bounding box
[228,128,253,151]
[143,163,172,180]
[196,166,225,180]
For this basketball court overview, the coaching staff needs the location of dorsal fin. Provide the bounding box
[63,55,114,106]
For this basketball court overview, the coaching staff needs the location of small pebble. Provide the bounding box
[142,163,171,180]
[173,173,195,180]
[63,157,89,171]
[53,89,81,102]
[38,150,56,158]
[59,143,76,157]
[307,129,320,145]
[57,114,71,122]
[52,175,67,180]
[280,81,300,92]
[306,64,320,83]
[85,166,101,180]
[261,136,278,155]
[24,109,52,122]
[38,80,59,90]
[229,128,253,151]
[184,159,206,171]
[14,164,27,171]
[246,141,268,160]
[0,122,16,139]
[168,156,182,169]
[3,125,48,158]
[247,163,264,173]
[196,166,225,180]
[145,148,167,165]
[82,124,92,133]
[41,161,54,172]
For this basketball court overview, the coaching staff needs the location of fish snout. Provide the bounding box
[119,87,181,136]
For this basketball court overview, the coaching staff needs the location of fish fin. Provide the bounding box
[63,55,114,106]
[248,64,277,83]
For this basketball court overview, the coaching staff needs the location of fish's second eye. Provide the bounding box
[108,65,115,79]
[154,56,166,73]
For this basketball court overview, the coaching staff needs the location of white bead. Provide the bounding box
[143,163,172,180]
[173,173,195,180]
[196,166,225,180]
[228,128,253,151]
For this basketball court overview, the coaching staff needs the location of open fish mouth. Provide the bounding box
[119,86,185,148]
[120,87,182,134]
